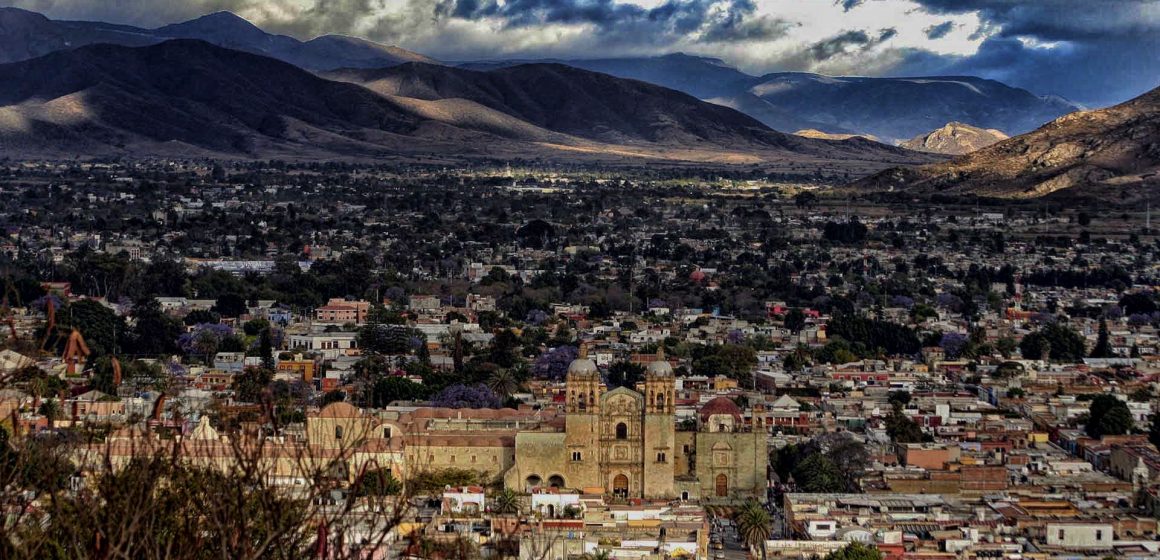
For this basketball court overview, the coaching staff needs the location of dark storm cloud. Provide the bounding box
[896,0,1160,105]
[924,20,954,39]
[912,0,1159,41]
[808,27,895,60]
[890,34,1160,106]
[835,0,864,12]
[809,30,869,60]
[442,0,790,44]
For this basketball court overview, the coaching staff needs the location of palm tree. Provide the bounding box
[583,549,612,560]
[494,488,521,515]
[487,368,520,399]
[735,499,772,559]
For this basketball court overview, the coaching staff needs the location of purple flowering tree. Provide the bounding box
[533,345,578,380]
[890,295,915,309]
[177,323,234,363]
[935,293,964,312]
[431,383,503,409]
[525,309,549,326]
[939,332,969,359]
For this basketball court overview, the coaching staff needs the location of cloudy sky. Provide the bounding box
[13,0,1160,105]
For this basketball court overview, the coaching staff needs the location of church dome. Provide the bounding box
[567,344,598,376]
[699,396,742,422]
[568,358,598,375]
[646,347,673,377]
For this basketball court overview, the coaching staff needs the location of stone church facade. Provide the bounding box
[504,349,766,501]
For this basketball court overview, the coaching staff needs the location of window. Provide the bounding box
[683,444,690,453]
[334,426,343,440]
[616,423,628,439]
[656,452,667,463]
[1058,529,1065,540]
[572,451,582,461]
[1096,530,1103,540]
[450,456,455,463]
[383,427,392,438]
[471,455,477,464]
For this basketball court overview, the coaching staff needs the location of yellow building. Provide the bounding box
[75,351,765,503]
[504,348,766,501]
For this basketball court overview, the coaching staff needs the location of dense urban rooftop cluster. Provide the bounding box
[1,161,1159,560]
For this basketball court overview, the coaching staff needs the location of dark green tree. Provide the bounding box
[1020,322,1086,362]
[1086,394,1134,438]
[1089,319,1113,358]
[824,543,883,560]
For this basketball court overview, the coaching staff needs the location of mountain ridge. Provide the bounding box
[850,85,1160,200]
[0,7,435,70]
[898,122,1009,155]
[0,39,941,170]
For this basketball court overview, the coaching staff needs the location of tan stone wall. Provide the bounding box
[407,443,513,482]
[642,411,675,499]
[694,431,766,500]
[506,431,570,491]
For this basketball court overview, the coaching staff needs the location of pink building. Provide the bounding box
[314,298,371,325]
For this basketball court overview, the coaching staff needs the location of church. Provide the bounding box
[504,347,767,501]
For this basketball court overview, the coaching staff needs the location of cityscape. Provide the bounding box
[0,1,1158,560]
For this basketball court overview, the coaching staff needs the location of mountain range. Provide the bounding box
[1,8,1081,145]
[0,8,434,71]
[853,85,1160,200]
[460,54,1080,144]
[0,39,938,169]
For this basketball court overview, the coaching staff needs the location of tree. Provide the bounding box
[352,468,402,497]
[369,377,429,407]
[46,299,126,357]
[486,369,520,399]
[992,361,1025,379]
[257,327,275,370]
[1086,394,1134,438]
[1020,322,1086,362]
[814,432,869,487]
[232,367,274,404]
[794,191,818,209]
[212,293,249,318]
[886,406,926,443]
[792,453,845,493]
[734,500,772,557]
[493,488,521,514]
[532,346,578,380]
[783,308,806,333]
[887,390,911,408]
[1149,413,1160,449]
[824,543,883,560]
[996,336,1017,358]
[431,384,503,409]
[1090,319,1113,358]
[130,298,182,357]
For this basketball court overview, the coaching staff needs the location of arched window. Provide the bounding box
[656,393,665,408]
[578,393,587,411]
[335,425,344,440]
[616,422,628,439]
[715,474,728,497]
